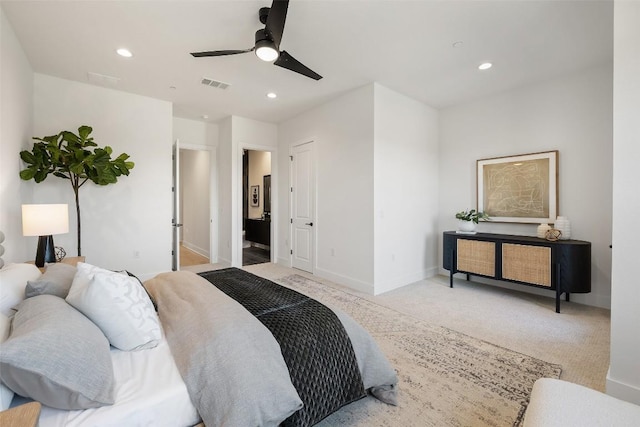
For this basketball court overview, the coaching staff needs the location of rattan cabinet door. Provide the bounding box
[502,243,552,287]
[456,239,496,277]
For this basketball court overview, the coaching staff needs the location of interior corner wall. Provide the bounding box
[438,64,614,309]
[31,73,173,279]
[608,0,640,404]
[373,84,439,294]
[217,117,233,265]
[0,7,34,264]
[278,84,375,293]
[216,115,277,267]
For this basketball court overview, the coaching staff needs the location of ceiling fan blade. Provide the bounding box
[274,50,322,80]
[191,48,253,58]
[265,0,289,49]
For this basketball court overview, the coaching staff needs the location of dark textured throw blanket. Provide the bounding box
[199,268,366,427]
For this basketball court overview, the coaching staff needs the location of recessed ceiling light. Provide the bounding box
[116,48,133,58]
[478,62,493,70]
[452,41,464,48]
[266,92,277,99]
[202,115,209,120]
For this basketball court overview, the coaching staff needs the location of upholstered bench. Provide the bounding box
[523,378,640,426]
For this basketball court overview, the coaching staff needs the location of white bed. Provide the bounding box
[1,262,397,426]
[13,332,200,427]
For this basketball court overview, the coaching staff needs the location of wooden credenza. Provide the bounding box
[443,231,591,312]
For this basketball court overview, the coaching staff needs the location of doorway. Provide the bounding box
[177,145,217,269]
[290,141,315,273]
[242,149,272,266]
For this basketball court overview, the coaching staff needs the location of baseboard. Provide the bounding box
[606,368,640,405]
[181,241,209,258]
[374,266,438,295]
[314,266,374,294]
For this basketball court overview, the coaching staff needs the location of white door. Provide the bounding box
[171,139,182,270]
[291,142,314,272]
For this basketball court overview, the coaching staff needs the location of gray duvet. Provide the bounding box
[144,271,397,427]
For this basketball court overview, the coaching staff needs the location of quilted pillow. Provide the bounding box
[0,263,41,316]
[66,263,161,351]
[0,295,115,410]
[25,262,76,298]
[0,313,14,410]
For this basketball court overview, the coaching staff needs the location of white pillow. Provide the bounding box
[66,263,161,351]
[0,313,14,410]
[0,263,41,316]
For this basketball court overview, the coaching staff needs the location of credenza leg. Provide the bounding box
[566,292,570,302]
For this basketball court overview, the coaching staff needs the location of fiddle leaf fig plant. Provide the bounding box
[19,125,134,256]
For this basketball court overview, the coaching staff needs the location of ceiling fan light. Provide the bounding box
[255,40,279,62]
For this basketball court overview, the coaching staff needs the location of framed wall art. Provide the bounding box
[477,150,558,223]
[251,185,260,207]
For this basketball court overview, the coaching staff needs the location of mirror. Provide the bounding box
[263,174,271,217]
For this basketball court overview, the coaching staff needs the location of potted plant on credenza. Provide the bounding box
[455,209,490,234]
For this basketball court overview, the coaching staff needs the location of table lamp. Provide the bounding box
[22,204,69,267]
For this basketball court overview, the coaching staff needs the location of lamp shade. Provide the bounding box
[22,204,69,236]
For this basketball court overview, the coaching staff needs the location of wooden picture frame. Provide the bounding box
[477,150,558,223]
[250,185,260,207]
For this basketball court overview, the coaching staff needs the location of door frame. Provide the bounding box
[234,143,276,267]
[180,143,218,266]
[289,139,316,272]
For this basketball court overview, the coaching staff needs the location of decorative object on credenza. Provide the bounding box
[0,230,5,269]
[250,185,260,207]
[477,150,558,223]
[19,125,135,256]
[537,223,551,238]
[21,204,69,268]
[455,209,490,234]
[544,228,562,241]
[55,246,67,262]
[554,216,571,240]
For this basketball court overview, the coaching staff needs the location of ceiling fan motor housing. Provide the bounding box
[259,7,270,25]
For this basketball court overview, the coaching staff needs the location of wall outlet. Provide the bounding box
[133,250,140,259]
[330,248,335,256]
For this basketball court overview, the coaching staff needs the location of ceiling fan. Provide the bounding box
[190,0,322,81]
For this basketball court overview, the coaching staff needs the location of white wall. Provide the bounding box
[438,64,613,308]
[31,74,173,279]
[217,117,233,265]
[248,150,271,219]
[373,84,439,294]
[0,7,34,263]
[279,84,376,293]
[608,0,640,404]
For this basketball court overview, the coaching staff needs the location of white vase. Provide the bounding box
[555,216,571,240]
[458,220,477,233]
[537,223,551,238]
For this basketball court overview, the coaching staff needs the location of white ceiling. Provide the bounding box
[1,0,613,124]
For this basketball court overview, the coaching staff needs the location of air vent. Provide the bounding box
[87,71,120,87]
[201,77,230,90]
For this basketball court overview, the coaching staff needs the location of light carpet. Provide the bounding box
[276,274,562,427]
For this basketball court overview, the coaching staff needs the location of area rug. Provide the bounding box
[276,274,562,427]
